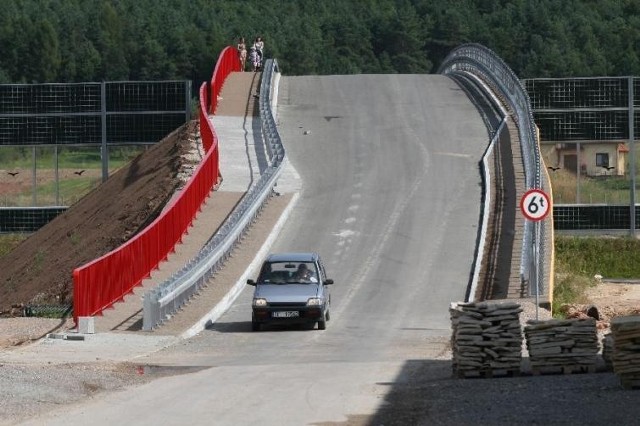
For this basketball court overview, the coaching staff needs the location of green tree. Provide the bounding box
[1,0,640,82]
[372,2,432,73]
[96,1,129,80]
[25,18,61,82]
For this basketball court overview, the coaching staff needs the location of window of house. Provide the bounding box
[596,153,609,167]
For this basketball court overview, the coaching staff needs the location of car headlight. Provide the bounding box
[306,297,323,306]
[253,298,268,307]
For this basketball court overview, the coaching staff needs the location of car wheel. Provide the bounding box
[252,321,261,331]
[317,316,327,330]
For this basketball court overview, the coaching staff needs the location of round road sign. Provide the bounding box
[520,189,551,221]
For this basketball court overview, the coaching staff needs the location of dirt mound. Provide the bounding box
[0,121,201,316]
[559,281,640,332]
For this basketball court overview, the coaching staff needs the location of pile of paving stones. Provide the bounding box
[610,316,640,389]
[450,301,523,378]
[524,318,598,374]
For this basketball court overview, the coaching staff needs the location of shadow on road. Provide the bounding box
[363,358,635,425]
[205,320,317,334]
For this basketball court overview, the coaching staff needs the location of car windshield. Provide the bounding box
[258,261,319,284]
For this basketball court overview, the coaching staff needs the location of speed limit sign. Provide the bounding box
[520,189,551,221]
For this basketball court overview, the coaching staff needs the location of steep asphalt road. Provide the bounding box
[24,74,489,425]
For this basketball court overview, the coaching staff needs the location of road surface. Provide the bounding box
[23,74,490,425]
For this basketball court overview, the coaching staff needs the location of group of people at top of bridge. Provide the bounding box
[237,36,264,72]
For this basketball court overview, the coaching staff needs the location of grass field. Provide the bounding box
[0,175,102,206]
[549,168,636,204]
[0,145,144,170]
[0,145,147,207]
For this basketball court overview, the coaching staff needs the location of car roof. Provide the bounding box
[266,252,319,263]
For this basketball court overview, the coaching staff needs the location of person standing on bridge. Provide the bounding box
[237,37,247,71]
[253,36,264,65]
[249,46,260,72]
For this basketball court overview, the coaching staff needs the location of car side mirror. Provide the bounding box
[247,279,257,286]
[324,279,334,285]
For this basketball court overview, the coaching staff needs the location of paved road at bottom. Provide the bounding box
[22,74,490,425]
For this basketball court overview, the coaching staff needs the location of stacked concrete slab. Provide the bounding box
[450,301,523,378]
[610,316,640,389]
[524,318,598,374]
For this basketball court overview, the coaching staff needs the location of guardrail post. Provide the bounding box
[142,290,157,331]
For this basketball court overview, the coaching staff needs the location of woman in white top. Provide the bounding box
[237,37,247,71]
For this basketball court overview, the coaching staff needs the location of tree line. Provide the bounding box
[1,0,639,85]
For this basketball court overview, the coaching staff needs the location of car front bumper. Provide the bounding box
[253,305,326,325]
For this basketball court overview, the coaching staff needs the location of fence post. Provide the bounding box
[101,82,108,183]
[185,80,192,122]
[629,76,636,237]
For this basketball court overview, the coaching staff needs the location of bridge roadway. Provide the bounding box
[6,72,492,424]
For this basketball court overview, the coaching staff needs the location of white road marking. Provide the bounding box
[334,229,357,238]
[434,152,472,158]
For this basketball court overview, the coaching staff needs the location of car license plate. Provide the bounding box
[272,311,299,318]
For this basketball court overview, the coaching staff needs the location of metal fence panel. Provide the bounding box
[0,207,66,233]
[554,204,640,230]
[0,81,191,147]
[524,77,639,142]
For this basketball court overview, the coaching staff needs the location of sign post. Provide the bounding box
[520,189,551,320]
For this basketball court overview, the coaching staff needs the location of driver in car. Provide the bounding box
[294,263,318,283]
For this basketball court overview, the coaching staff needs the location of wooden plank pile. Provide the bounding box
[524,318,598,374]
[450,301,523,378]
[610,316,640,389]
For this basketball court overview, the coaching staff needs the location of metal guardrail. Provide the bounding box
[142,59,285,330]
[468,118,507,302]
[438,43,548,297]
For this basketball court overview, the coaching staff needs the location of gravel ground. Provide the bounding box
[0,362,154,425]
[0,318,190,425]
[0,318,155,425]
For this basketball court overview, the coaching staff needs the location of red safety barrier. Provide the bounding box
[210,46,240,115]
[73,46,240,324]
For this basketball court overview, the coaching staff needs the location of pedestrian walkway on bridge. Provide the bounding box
[91,71,296,337]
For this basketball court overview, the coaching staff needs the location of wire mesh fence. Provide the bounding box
[23,304,72,319]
